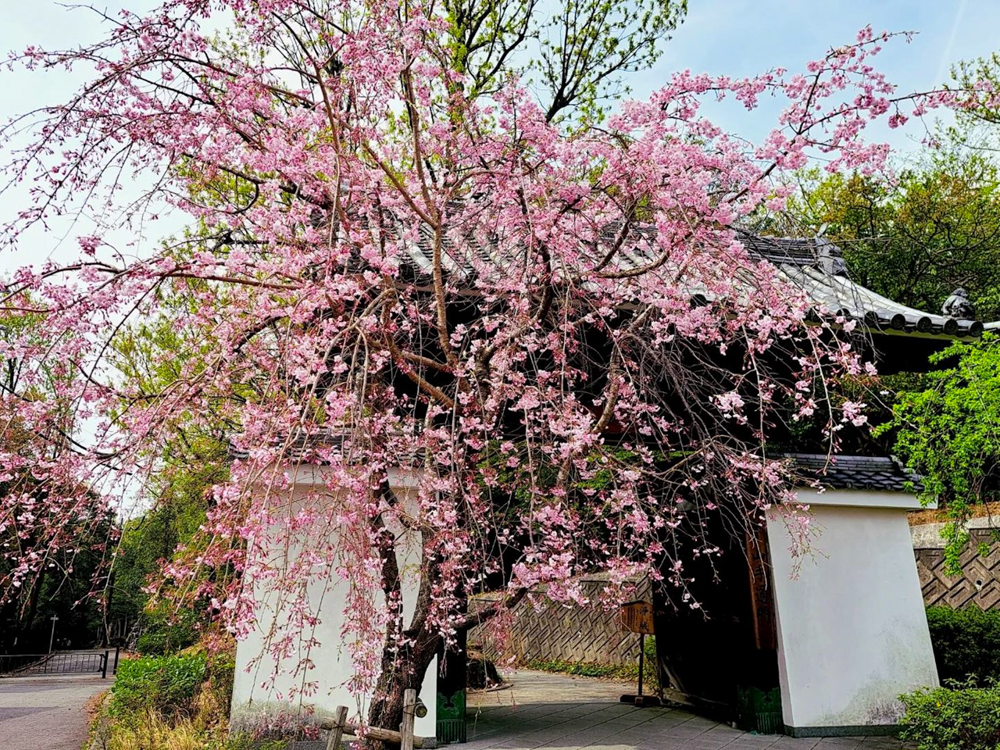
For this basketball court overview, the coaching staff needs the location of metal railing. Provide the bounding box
[0,648,119,678]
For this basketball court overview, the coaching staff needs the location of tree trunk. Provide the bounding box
[365,628,440,746]
[363,495,442,748]
[361,486,525,748]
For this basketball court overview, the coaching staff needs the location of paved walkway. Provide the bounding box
[465,671,907,750]
[0,675,109,750]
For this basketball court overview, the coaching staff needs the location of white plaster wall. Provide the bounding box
[767,491,938,731]
[232,469,437,738]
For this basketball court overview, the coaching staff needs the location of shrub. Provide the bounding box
[900,684,1000,750]
[95,643,242,749]
[926,605,1000,685]
[110,653,208,723]
[205,650,236,713]
[136,606,200,655]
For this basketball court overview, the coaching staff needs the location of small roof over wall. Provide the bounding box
[784,453,919,493]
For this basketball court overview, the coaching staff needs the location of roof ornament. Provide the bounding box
[942,288,976,320]
[816,236,847,276]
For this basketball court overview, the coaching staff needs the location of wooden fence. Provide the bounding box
[469,575,652,665]
[322,689,423,750]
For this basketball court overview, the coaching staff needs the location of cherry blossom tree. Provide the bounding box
[0,0,970,732]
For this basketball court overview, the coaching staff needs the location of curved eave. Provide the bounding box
[779,264,988,340]
[864,326,981,341]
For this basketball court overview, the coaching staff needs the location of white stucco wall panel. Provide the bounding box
[232,474,437,738]
[768,496,938,732]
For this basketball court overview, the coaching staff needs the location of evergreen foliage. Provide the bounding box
[875,335,1000,571]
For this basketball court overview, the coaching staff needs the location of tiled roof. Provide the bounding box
[737,233,984,339]
[737,232,846,270]
[784,453,920,493]
[229,427,424,464]
[382,220,987,339]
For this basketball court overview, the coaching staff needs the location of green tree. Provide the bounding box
[273,0,687,125]
[107,311,233,651]
[951,52,1000,131]
[875,334,1000,572]
[785,156,1000,320]
[109,436,228,652]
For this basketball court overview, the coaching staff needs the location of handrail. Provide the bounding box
[319,689,421,749]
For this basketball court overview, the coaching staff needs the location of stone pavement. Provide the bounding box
[464,671,908,750]
[0,674,110,750]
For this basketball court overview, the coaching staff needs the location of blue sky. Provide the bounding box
[0,0,998,262]
[658,0,986,92]
[3,1,997,146]
[642,0,1000,146]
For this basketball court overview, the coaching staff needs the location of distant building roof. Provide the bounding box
[785,453,920,493]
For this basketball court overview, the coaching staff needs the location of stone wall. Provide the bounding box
[913,520,1000,609]
[469,575,651,666]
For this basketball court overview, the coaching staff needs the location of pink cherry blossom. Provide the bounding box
[0,3,976,728]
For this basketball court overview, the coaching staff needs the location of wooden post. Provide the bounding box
[326,705,349,750]
[637,633,644,697]
[317,714,425,748]
[401,688,417,750]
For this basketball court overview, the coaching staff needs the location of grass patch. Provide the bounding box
[92,645,265,750]
[526,658,640,680]
[525,637,659,690]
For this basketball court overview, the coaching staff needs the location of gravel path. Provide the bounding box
[0,675,110,750]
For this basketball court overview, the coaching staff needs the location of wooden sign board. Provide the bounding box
[620,600,655,634]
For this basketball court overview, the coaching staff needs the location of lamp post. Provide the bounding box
[48,615,59,654]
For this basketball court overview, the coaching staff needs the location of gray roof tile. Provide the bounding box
[783,453,920,492]
[384,221,987,339]
[737,232,984,338]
